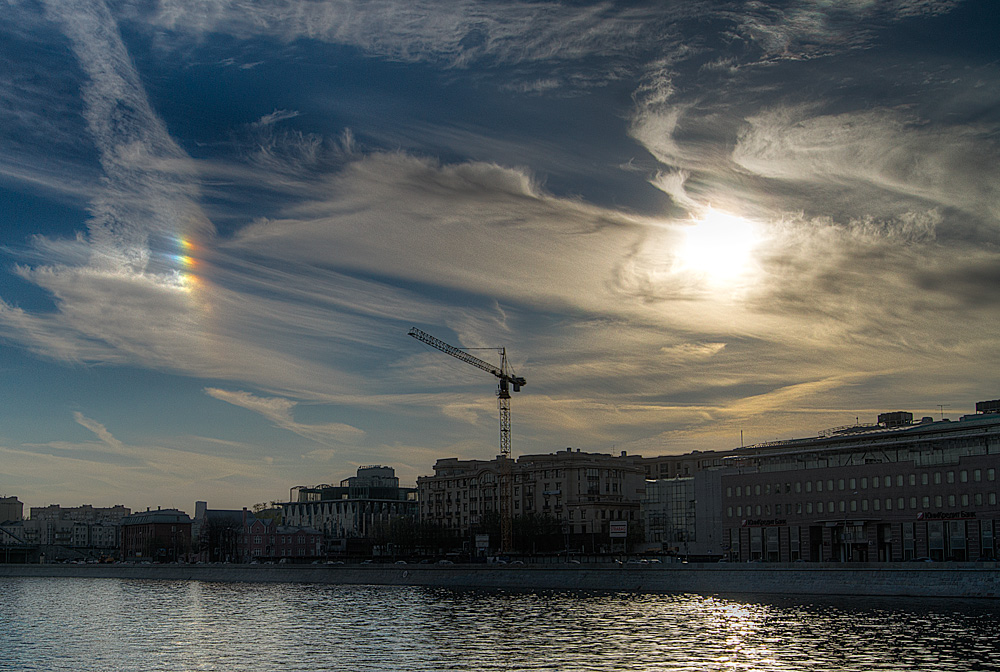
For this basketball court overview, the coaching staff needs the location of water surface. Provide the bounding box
[1,578,997,671]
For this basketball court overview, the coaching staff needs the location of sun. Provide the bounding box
[677,209,760,283]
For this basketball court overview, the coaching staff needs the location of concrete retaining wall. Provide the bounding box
[2,562,998,598]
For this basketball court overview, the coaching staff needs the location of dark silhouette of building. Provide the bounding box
[194,502,323,562]
[120,508,192,562]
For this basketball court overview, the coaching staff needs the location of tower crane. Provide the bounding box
[408,327,525,554]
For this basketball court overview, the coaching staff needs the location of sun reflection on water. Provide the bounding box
[2,579,997,671]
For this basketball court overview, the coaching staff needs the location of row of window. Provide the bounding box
[424,494,494,508]
[731,520,996,562]
[729,468,998,499]
[426,508,636,523]
[428,484,629,505]
[565,522,627,534]
[426,467,637,492]
[251,548,310,557]
[432,518,634,533]
[287,502,408,516]
[567,509,634,520]
[434,501,630,518]
[248,535,311,544]
[434,497,562,516]
[728,491,999,518]
[426,471,564,490]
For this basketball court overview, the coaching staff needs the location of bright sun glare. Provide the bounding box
[678,209,760,283]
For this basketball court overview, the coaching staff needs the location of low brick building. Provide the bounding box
[243,516,323,561]
[120,508,192,562]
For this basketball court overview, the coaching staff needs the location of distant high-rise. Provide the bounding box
[0,496,23,523]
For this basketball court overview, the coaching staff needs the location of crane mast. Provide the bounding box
[408,327,525,554]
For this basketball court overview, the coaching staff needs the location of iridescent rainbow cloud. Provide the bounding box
[174,236,200,289]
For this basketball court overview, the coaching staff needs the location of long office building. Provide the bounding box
[720,401,1000,562]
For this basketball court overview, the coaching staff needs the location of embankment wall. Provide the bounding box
[2,562,998,598]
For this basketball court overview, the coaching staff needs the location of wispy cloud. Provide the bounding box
[253,109,301,127]
[146,0,670,70]
[0,0,996,511]
[0,412,289,509]
[73,412,126,452]
[142,0,959,75]
[35,0,212,274]
[204,388,365,447]
[4,137,996,456]
[732,106,1000,226]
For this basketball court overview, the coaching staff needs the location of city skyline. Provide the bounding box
[1,1,998,512]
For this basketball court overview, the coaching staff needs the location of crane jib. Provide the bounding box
[407,325,524,555]
[407,327,525,390]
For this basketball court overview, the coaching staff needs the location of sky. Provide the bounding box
[1,0,998,513]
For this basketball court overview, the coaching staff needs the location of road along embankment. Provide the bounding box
[1,562,997,598]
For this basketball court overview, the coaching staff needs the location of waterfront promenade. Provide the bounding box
[2,561,998,598]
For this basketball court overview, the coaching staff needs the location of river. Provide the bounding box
[1,577,997,671]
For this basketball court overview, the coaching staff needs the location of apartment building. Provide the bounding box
[418,448,647,553]
[19,504,131,555]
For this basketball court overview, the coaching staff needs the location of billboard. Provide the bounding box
[609,521,628,538]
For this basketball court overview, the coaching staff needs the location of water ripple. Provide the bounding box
[1,579,998,671]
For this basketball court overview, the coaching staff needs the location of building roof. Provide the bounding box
[276,525,322,535]
[723,410,1000,467]
[202,509,249,525]
[121,509,192,525]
